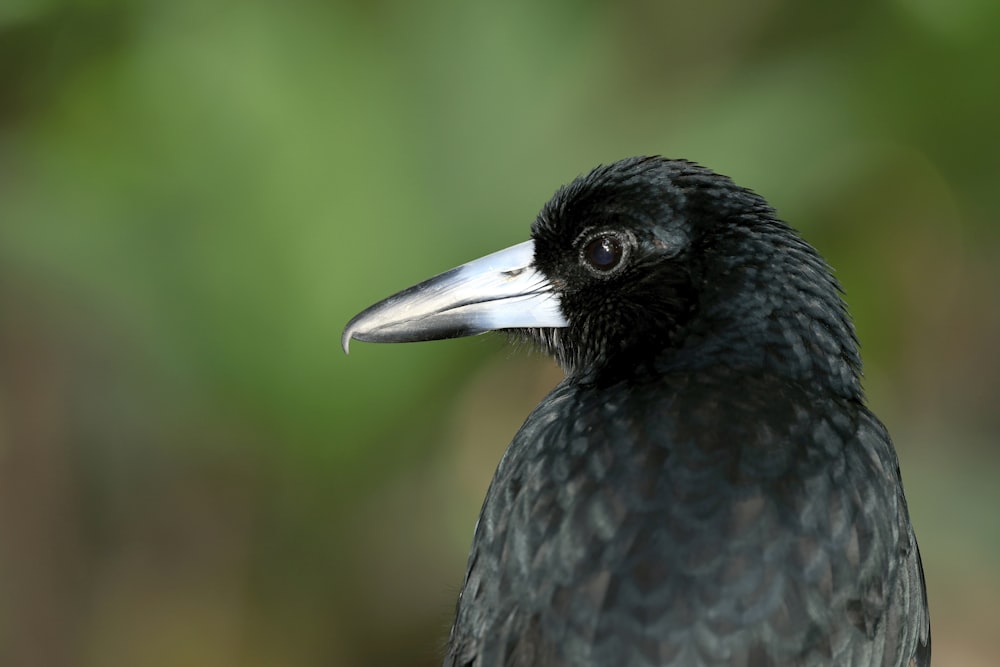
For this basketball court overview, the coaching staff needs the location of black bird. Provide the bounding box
[342,157,930,667]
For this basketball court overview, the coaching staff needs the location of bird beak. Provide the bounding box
[342,240,567,353]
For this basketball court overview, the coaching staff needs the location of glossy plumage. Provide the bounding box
[343,157,930,666]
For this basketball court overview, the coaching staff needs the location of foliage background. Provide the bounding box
[1,1,998,665]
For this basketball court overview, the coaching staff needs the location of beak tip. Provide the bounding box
[341,325,355,355]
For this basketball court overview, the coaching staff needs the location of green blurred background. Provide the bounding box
[1,1,998,665]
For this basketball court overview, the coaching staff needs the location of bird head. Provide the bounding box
[343,157,861,396]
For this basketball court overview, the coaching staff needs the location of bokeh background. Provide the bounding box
[1,1,998,665]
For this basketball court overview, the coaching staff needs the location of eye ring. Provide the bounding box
[579,230,634,276]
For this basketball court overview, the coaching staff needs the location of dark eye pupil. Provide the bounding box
[585,235,623,271]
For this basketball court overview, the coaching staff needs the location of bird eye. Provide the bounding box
[582,234,626,273]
